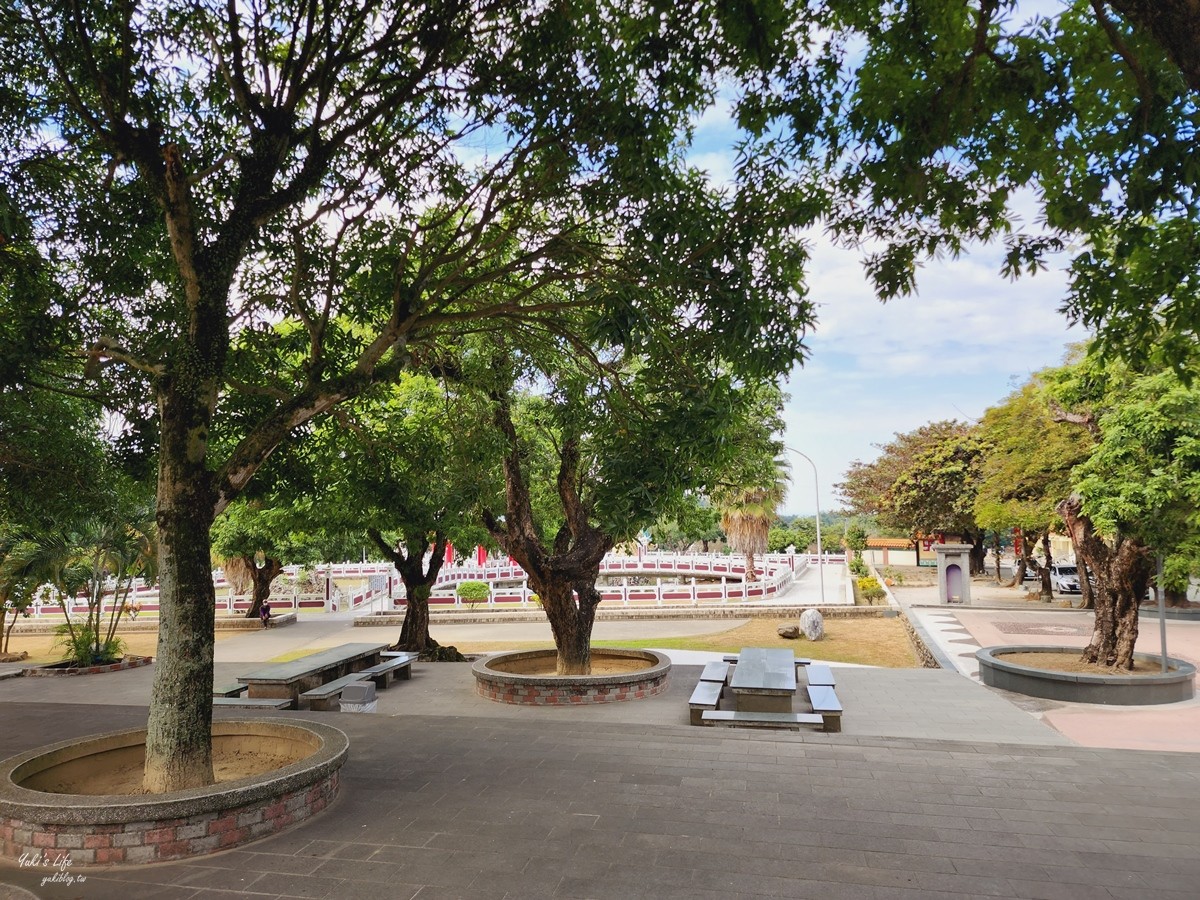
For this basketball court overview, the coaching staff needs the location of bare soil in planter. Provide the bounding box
[999,651,1180,676]
[490,656,654,676]
[23,737,313,796]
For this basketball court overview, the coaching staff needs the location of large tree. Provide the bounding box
[838,421,988,570]
[713,456,790,583]
[884,427,989,573]
[484,357,787,675]
[311,372,502,656]
[3,1,811,789]
[1049,355,1200,667]
[838,421,969,523]
[974,376,1094,599]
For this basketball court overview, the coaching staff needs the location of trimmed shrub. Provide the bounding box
[856,576,886,604]
[456,580,490,607]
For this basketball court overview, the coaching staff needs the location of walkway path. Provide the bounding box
[894,579,1200,754]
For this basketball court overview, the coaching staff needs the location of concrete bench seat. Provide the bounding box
[688,680,724,725]
[699,661,730,684]
[806,663,836,686]
[212,696,292,709]
[701,710,824,730]
[359,652,417,687]
[300,673,371,711]
[724,654,811,668]
[807,684,843,733]
[212,683,247,698]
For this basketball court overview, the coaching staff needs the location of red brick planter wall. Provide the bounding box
[0,770,337,865]
[472,649,671,706]
[475,673,669,705]
[22,656,152,677]
[0,720,347,867]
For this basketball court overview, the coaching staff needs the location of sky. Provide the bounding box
[778,228,1084,516]
[687,91,1086,518]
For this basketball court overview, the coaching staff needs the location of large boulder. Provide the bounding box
[777,624,800,640]
[800,608,825,641]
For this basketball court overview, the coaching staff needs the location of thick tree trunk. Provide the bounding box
[245,556,283,618]
[1057,496,1151,669]
[969,532,986,575]
[1164,587,1190,608]
[1078,559,1096,610]
[484,395,613,676]
[745,551,758,583]
[1067,527,1096,610]
[536,577,592,675]
[991,533,1003,583]
[1039,532,1054,602]
[368,529,449,656]
[144,394,218,791]
[396,584,432,651]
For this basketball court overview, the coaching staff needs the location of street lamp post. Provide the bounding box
[786,447,825,605]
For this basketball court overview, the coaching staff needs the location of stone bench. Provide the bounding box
[699,661,730,684]
[300,673,371,711]
[806,684,843,733]
[724,654,812,668]
[212,696,293,709]
[688,679,724,725]
[701,710,824,731]
[212,683,247,698]
[806,663,836,686]
[359,652,417,688]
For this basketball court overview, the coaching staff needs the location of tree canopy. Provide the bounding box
[1,0,817,789]
[733,1,1200,368]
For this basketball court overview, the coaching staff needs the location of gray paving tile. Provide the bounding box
[0,671,1196,900]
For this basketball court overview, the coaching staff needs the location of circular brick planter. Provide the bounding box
[22,655,153,677]
[0,719,347,866]
[473,648,670,705]
[976,645,1196,705]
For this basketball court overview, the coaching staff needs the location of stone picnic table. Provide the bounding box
[728,646,797,713]
[237,642,389,704]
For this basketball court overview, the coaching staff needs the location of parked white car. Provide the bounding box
[1050,564,1082,594]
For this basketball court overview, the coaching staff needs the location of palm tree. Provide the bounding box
[715,457,790,582]
[5,511,156,665]
[0,529,39,655]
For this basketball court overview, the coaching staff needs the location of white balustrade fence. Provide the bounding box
[18,549,846,619]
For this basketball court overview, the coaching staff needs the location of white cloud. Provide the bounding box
[781,229,1084,514]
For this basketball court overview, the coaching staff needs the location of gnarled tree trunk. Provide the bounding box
[1038,532,1054,602]
[238,556,282,619]
[368,529,451,657]
[969,532,986,575]
[1078,559,1096,610]
[484,395,613,676]
[1057,495,1152,669]
[1164,587,1190,608]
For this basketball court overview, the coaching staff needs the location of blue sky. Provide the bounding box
[687,79,1085,517]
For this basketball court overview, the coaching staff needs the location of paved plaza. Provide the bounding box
[2,565,1199,899]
